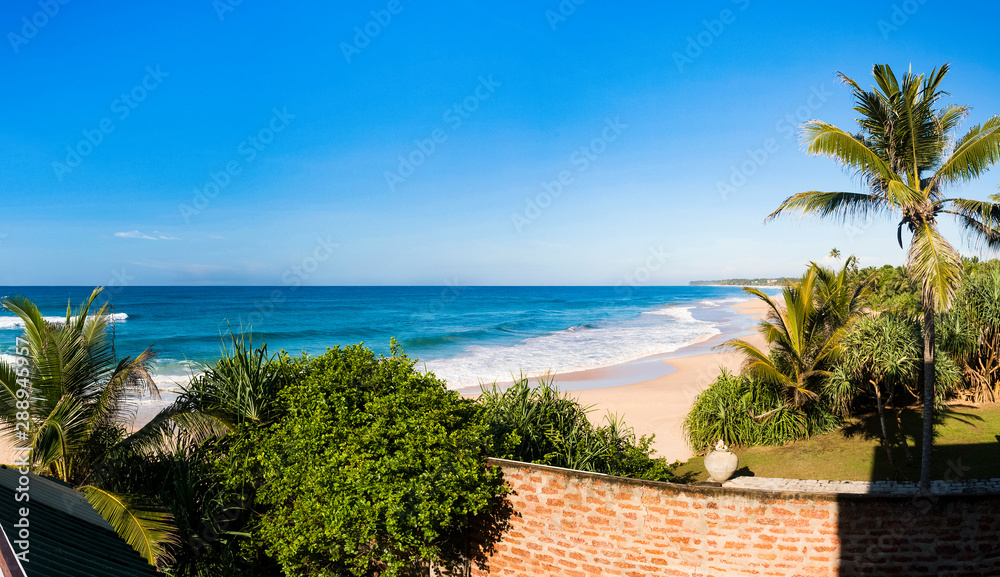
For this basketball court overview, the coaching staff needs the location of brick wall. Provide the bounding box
[474,459,1000,577]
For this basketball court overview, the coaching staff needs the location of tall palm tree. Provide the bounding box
[766,63,1000,492]
[829,248,842,259]
[0,288,177,566]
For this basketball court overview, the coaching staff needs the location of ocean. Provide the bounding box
[0,286,769,397]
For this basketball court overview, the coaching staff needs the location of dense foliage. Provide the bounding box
[940,261,1000,402]
[0,288,178,566]
[722,257,870,407]
[686,258,867,453]
[684,370,839,453]
[478,376,675,481]
[222,344,510,577]
[766,63,1000,491]
[686,254,1000,473]
[827,313,962,469]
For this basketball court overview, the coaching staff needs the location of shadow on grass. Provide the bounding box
[669,459,755,484]
[844,406,997,482]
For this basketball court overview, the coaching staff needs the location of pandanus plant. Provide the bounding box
[767,63,1000,492]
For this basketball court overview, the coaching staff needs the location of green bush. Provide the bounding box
[477,376,675,481]
[222,344,510,577]
[939,261,1000,402]
[683,370,839,453]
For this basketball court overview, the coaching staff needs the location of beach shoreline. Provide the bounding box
[455,298,768,462]
[0,296,769,466]
[571,299,766,463]
[465,298,767,463]
[569,298,767,463]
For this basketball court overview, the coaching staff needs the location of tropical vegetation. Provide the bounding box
[685,253,1000,481]
[0,287,678,575]
[478,375,676,481]
[0,288,178,566]
[221,343,510,577]
[684,369,838,453]
[765,63,1000,492]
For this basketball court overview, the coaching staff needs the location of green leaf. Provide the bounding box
[80,485,179,567]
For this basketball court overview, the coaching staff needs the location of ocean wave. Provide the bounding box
[0,312,128,330]
[698,297,755,307]
[642,306,696,321]
[151,371,197,393]
[424,310,721,389]
[0,353,192,397]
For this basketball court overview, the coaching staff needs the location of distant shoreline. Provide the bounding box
[690,283,789,288]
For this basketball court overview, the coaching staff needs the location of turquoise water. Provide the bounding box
[0,286,768,391]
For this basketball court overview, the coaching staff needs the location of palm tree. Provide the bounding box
[766,63,1000,492]
[829,248,842,259]
[722,258,868,408]
[0,288,177,566]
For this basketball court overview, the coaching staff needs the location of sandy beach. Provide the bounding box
[569,299,769,463]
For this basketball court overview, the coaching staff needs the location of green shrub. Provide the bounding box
[223,344,510,577]
[684,369,839,453]
[477,376,675,481]
[939,262,1000,402]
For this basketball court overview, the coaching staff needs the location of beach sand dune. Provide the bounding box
[573,299,769,463]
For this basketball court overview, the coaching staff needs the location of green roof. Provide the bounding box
[0,465,163,577]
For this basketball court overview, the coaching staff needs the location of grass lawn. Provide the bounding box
[674,402,1000,483]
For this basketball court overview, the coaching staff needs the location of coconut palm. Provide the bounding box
[0,288,177,566]
[722,258,867,408]
[766,63,1000,492]
[829,248,842,259]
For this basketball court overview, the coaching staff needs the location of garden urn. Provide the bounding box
[704,440,738,482]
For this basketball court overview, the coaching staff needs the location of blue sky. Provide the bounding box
[1,1,999,286]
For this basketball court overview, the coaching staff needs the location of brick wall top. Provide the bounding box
[478,458,1000,576]
[486,457,1000,499]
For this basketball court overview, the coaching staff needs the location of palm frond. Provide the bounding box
[2,295,49,354]
[801,121,899,183]
[940,197,1000,252]
[80,485,179,567]
[934,116,1000,186]
[0,357,25,430]
[88,348,159,433]
[765,191,885,223]
[121,401,231,456]
[906,221,963,311]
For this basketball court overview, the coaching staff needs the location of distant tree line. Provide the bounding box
[689,278,792,286]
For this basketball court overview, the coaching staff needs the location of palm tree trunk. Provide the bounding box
[892,404,913,463]
[874,382,895,475]
[919,305,935,494]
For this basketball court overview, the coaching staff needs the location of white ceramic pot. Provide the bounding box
[704,440,738,482]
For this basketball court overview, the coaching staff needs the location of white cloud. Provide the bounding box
[114,230,179,241]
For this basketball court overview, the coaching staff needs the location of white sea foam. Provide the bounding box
[1,350,190,396]
[0,312,128,330]
[425,305,721,388]
[698,297,755,307]
[151,370,197,394]
[643,306,696,321]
